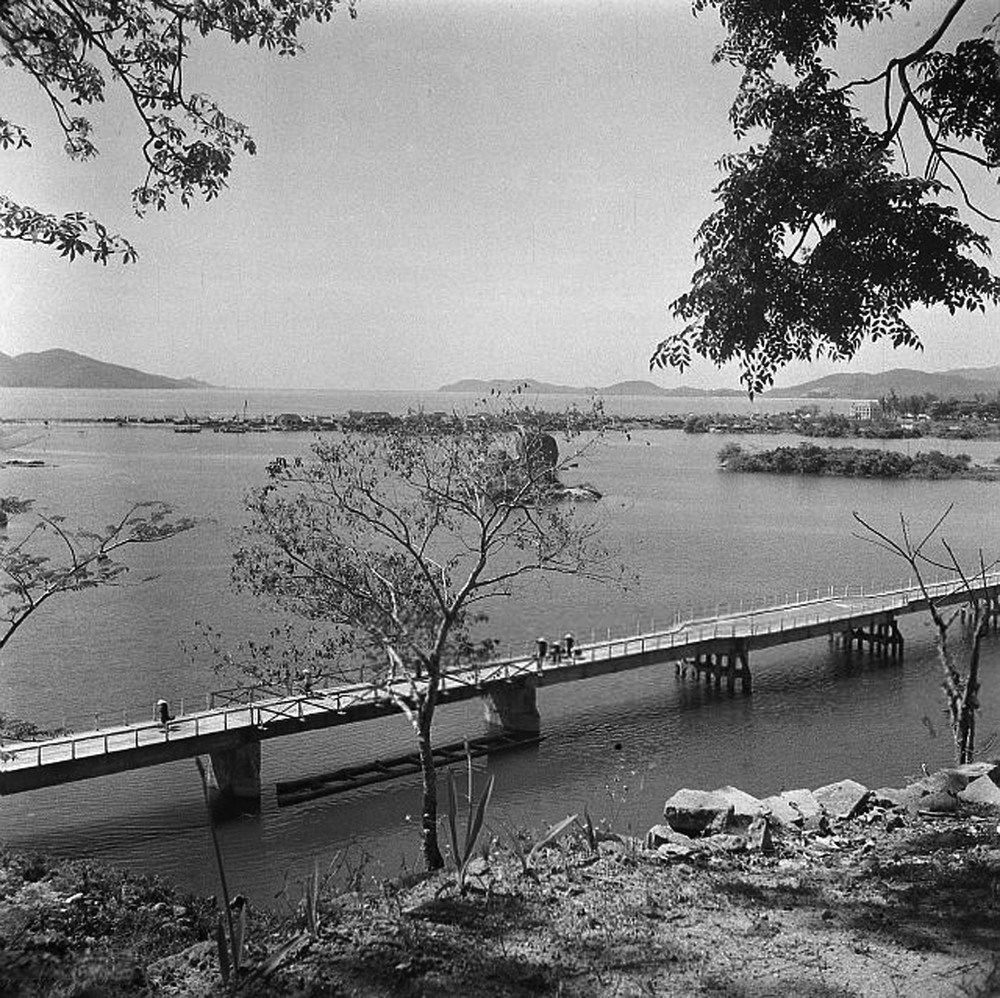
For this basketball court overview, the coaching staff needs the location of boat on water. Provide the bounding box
[173,423,202,434]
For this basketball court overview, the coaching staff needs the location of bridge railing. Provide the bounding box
[5,573,999,772]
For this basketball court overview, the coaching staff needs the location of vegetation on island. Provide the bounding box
[717,442,996,480]
[652,1,1000,393]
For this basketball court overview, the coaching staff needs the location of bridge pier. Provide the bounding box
[840,615,904,659]
[206,742,261,806]
[730,642,752,694]
[483,678,540,735]
[679,642,751,694]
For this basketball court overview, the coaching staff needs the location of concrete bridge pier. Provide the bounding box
[483,678,541,735]
[679,643,751,694]
[839,616,903,659]
[728,641,752,694]
[207,741,262,807]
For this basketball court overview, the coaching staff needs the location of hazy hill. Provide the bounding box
[442,367,1000,401]
[438,378,589,395]
[766,367,1000,400]
[438,378,742,397]
[0,349,212,389]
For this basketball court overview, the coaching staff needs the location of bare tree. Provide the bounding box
[231,398,615,869]
[853,505,997,764]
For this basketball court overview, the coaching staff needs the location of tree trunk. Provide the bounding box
[416,705,444,870]
[956,614,985,764]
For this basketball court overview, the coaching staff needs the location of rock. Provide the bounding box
[710,786,764,827]
[813,779,871,820]
[802,812,832,834]
[705,809,733,835]
[747,814,774,854]
[556,483,602,502]
[758,789,821,827]
[702,834,745,854]
[914,769,975,795]
[949,761,1000,785]
[917,789,959,814]
[656,841,695,859]
[663,789,735,836]
[872,786,919,810]
[959,775,1000,806]
[645,823,696,850]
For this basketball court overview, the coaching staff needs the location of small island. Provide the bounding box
[717,442,1000,480]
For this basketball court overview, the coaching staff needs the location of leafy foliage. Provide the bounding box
[653,1,1000,395]
[446,744,495,894]
[0,0,357,262]
[0,499,195,653]
[0,498,193,741]
[232,399,613,868]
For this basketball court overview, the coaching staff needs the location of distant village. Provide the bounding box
[662,394,1000,441]
[10,391,1000,441]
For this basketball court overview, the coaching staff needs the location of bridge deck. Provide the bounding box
[1,575,995,795]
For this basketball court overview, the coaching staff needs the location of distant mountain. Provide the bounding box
[766,366,1000,400]
[438,378,589,395]
[438,378,743,397]
[0,349,213,389]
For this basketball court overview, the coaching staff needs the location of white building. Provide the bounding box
[850,400,879,420]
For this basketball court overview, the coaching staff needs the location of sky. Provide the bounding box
[0,0,997,391]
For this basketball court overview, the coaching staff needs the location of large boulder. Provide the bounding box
[709,786,764,827]
[758,789,821,828]
[663,788,735,836]
[644,823,696,850]
[959,775,1000,806]
[813,779,871,820]
[914,767,981,795]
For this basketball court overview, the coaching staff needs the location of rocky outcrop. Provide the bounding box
[650,762,1000,860]
[552,482,602,502]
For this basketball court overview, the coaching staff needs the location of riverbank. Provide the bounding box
[5,765,1000,997]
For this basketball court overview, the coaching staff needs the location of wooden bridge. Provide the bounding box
[2,574,997,802]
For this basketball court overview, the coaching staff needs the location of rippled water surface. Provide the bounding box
[2,388,999,896]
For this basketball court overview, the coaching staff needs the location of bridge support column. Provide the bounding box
[207,742,261,804]
[731,641,751,695]
[483,679,540,735]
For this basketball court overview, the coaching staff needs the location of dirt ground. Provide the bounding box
[5,797,1000,998]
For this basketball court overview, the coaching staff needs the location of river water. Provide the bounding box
[1,387,999,898]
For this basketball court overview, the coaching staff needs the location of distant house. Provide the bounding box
[850,400,880,421]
